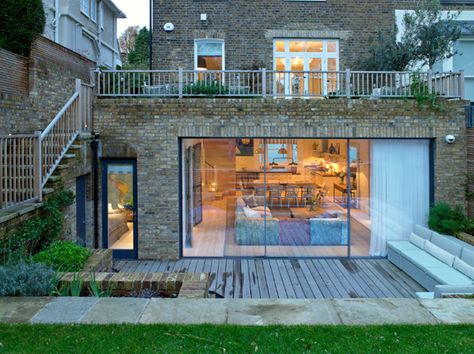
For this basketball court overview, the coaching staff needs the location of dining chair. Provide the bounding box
[301,186,316,206]
[269,185,284,208]
[285,186,299,207]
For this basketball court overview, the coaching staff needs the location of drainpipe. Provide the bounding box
[149,0,153,70]
[91,133,100,249]
[54,0,60,43]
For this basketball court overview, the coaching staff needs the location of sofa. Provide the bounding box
[235,197,279,245]
[387,224,474,293]
[309,213,348,245]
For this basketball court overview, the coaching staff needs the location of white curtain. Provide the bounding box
[369,140,430,256]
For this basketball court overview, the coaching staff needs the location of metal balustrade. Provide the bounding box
[96,69,464,99]
[0,79,93,210]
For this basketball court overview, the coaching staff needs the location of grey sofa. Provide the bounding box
[387,225,474,292]
[235,198,279,245]
[309,213,348,245]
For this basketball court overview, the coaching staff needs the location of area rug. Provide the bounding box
[278,219,310,246]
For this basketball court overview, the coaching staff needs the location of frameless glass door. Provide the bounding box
[102,159,138,259]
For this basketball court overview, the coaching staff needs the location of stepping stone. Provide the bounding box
[226,299,340,325]
[333,298,438,325]
[0,297,52,323]
[80,298,149,324]
[30,297,99,324]
[139,298,227,324]
[420,299,474,324]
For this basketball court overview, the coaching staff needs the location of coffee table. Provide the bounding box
[290,207,327,219]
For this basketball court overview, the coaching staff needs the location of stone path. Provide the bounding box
[0,297,473,325]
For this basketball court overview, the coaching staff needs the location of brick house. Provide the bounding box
[88,0,473,260]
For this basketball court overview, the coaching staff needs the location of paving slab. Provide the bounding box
[420,299,474,324]
[226,299,341,325]
[30,297,99,324]
[139,299,227,324]
[80,298,149,324]
[333,298,438,325]
[0,297,52,323]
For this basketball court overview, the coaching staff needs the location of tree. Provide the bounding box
[127,27,150,69]
[119,26,139,56]
[359,27,414,71]
[0,0,45,56]
[402,0,462,69]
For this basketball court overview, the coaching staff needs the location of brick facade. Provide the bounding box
[152,0,474,70]
[94,98,468,260]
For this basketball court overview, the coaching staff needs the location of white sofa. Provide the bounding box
[387,225,474,293]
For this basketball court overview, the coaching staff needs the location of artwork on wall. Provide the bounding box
[236,138,254,156]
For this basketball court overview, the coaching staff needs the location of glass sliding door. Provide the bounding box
[180,138,430,258]
[102,159,138,259]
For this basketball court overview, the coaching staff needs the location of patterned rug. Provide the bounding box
[278,219,310,246]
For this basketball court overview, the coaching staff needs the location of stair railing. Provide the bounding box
[0,79,93,210]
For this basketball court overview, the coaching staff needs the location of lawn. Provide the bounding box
[0,324,473,353]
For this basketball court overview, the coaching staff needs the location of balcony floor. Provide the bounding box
[113,258,425,299]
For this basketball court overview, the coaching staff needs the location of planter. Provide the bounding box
[457,232,474,246]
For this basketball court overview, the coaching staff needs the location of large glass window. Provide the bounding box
[181,138,430,258]
[195,40,224,71]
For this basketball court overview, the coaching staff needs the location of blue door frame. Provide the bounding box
[76,175,87,247]
[101,158,138,259]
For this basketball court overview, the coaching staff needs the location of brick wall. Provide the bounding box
[0,36,95,135]
[94,98,468,260]
[152,0,474,70]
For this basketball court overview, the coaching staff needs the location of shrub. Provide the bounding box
[0,190,75,261]
[0,262,54,296]
[184,80,229,96]
[428,203,467,236]
[33,241,91,272]
[0,0,45,56]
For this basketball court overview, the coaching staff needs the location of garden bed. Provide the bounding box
[56,272,209,298]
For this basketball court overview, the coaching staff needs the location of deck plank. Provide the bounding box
[112,258,424,299]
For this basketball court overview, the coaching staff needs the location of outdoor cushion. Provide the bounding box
[460,247,474,267]
[424,241,456,266]
[409,232,426,249]
[430,233,463,257]
[402,249,448,269]
[429,266,474,286]
[414,224,433,240]
[453,257,474,280]
[387,241,423,255]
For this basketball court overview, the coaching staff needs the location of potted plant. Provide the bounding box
[289,161,298,174]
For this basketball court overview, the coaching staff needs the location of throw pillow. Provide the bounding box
[252,206,273,218]
[409,232,426,249]
[453,257,474,280]
[243,206,261,219]
[424,241,456,266]
[242,195,258,208]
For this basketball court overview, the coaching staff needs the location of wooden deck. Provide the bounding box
[114,258,425,299]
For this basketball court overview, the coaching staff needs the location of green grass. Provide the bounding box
[0,324,473,353]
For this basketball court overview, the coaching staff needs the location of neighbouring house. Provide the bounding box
[42,0,125,68]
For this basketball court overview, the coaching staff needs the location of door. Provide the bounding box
[102,159,138,259]
[184,146,193,247]
[76,175,87,247]
[192,143,203,226]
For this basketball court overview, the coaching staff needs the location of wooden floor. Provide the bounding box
[114,258,425,299]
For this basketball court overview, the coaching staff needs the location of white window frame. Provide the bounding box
[91,0,97,22]
[273,38,339,96]
[194,39,225,71]
[80,0,89,17]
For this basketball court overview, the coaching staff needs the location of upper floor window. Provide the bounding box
[81,0,97,22]
[194,40,225,71]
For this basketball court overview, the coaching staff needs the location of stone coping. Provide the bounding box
[58,272,209,298]
[0,298,472,325]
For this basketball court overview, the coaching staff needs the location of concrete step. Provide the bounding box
[42,187,55,196]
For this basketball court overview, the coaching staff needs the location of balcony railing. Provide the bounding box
[95,69,464,99]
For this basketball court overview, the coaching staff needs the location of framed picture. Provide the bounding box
[236,138,254,156]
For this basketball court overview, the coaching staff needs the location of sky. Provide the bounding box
[114,0,150,36]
